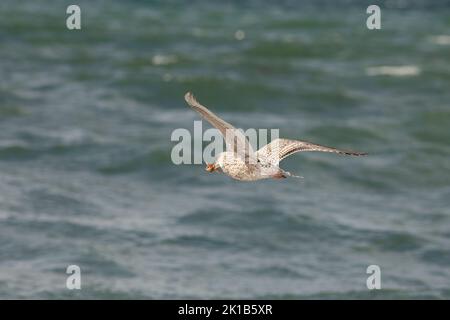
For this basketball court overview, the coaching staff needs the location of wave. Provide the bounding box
[366,66,421,77]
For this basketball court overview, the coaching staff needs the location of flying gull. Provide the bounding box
[184,92,366,181]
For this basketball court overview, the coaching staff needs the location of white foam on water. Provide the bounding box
[366,65,421,77]
[234,30,245,41]
[429,35,450,45]
[151,54,178,66]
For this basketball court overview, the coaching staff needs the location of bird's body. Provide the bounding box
[184,92,366,181]
[216,152,259,181]
[214,151,279,181]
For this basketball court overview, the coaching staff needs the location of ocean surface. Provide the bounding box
[1,0,450,299]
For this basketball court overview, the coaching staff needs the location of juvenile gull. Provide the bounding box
[184,92,366,181]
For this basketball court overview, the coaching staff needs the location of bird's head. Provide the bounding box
[205,162,218,173]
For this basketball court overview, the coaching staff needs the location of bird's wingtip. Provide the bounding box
[184,91,194,101]
[343,150,368,156]
[184,91,202,108]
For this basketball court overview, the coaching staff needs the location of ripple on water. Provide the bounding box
[421,249,450,267]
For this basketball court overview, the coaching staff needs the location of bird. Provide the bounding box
[184,92,366,181]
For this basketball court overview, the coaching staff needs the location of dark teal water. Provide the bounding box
[1,0,450,299]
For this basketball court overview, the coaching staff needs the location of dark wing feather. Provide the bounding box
[184,92,255,162]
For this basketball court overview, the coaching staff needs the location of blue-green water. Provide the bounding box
[1,0,450,299]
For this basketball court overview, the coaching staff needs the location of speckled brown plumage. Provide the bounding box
[184,92,366,181]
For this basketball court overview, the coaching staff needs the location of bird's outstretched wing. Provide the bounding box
[184,92,255,163]
[257,138,367,165]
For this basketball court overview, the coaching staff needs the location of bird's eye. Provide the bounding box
[257,159,260,163]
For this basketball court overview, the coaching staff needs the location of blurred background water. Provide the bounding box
[0,0,449,299]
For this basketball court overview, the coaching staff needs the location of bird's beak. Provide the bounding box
[205,163,216,173]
